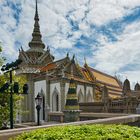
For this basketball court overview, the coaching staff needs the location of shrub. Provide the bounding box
[11,124,140,140]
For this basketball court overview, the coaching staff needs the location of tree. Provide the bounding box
[0,45,27,128]
[0,43,5,66]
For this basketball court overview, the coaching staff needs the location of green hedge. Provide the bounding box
[12,124,140,140]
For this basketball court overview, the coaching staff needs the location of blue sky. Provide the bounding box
[0,0,140,87]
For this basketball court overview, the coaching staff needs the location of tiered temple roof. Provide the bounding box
[17,0,122,99]
[17,0,54,74]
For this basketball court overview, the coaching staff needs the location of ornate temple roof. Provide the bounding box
[18,1,122,99]
[39,55,122,98]
[40,55,70,72]
[41,63,56,72]
[17,0,54,75]
[80,68,93,82]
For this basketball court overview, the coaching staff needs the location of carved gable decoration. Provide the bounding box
[19,49,54,66]
[64,59,83,79]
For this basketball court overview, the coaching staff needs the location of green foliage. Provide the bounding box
[0,43,5,66]
[0,43,26,128]
[12,124,140,140]
[0,73,27,128]
[0,43,27,128]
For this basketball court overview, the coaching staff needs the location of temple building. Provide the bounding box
[16,1,139,123]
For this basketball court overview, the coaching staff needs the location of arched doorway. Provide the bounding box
[40,89,45,121]
[87,91,92,102]
[52,88,59,112]
[78,89,84,103]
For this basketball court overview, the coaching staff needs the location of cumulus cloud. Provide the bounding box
[0,0,140,83]
[93,20,140,83]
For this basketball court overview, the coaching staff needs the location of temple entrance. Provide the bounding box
[87,91,92,102]
[52,88,59,112]
[39,89,45,121]
[78,89,84,102]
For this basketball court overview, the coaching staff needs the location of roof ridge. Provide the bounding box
[53,57,68,63]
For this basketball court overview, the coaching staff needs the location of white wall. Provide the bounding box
[34,80,46,122]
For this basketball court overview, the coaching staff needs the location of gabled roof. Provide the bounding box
[87,67,122,97]
[89,67,121,88]
[40,56,69,72]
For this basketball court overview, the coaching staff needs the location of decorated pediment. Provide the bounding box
[64,55,84,79]
[19,48,54,66]
[16,66,40,74]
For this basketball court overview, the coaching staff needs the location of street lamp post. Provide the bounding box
[35,93,42,126]
[0,59,28,129]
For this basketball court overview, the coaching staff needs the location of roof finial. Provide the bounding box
[21,46,23,51]
[72,54,75,59]
[70,54,75,78]
[84,56,87,65]
[66,52,69,58]
[71,54,75,63]
[47,46,50,52]
[75,57,78,64]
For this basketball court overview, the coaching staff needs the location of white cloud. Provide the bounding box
[93,20,140,83]
[0,0,140,84]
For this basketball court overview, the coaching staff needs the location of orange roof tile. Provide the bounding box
[40,63,56,72]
